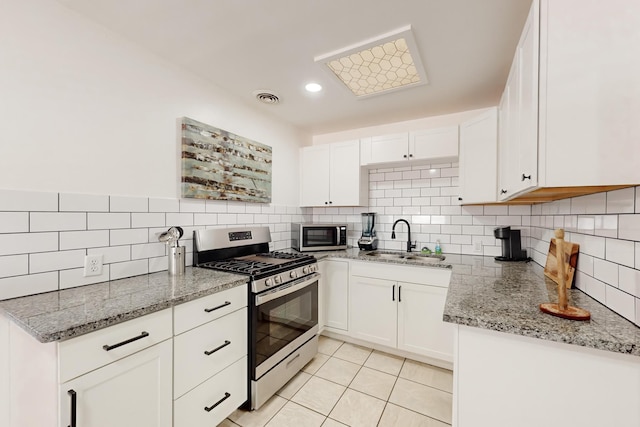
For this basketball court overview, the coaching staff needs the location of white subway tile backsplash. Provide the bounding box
[606,188,635,214]
[29,250,85,274]
[60,230,108,250]
[594,258,618,287]
[0,212,29,233]
[566,234,605,259]
[385,172,402,180]
[0,232,58,256]
[402,170,421,180]
[618,214,640,241]
[60,266,110,289]
[110,196,148,212]
[0,255,28,278]
[421,168,440,178]
[237,213,255,224]
[148,198,180,213]
[451,216,473,225]
[88,246,130,264]
[430,197,451,206]
[110,229,148,246]
[88,213,130,230]
[194,213,218,226]
[30,212,86,232]
[110,259,148,281]
[576,216,595,234]
[179,198,206,213]
[496,216,521,226]
[59,193,109,212]
[431,178,451,187]
[131,213,165,228]
[462,225,484,235]
[451,235,472,245]
[0,189,58,212]
[228,202,247,213]
[149,256,169,273]
[442,225,462,234]
[484,205,508,215]
[605,285,636,321]
[577,254,594,276]
[594,215,617,238]
[131,243,166,260]
[217,214,238,224]
[393,180,412,189]
[0,272,58,300]
[508,205,532,215]
[618,266,640,298]
[605,238,635,268]
[166,213,194,227]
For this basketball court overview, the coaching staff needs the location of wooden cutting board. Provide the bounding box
[544,238,579,288]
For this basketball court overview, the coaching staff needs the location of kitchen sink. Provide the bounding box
[364,251,445,262]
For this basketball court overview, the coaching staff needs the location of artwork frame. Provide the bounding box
[180,117,272,203]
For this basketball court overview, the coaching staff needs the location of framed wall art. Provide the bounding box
[180,117,272,203]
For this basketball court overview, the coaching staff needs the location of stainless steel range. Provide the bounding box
[194,226,319,410]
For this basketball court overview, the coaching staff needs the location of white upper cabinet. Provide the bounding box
[300,140,368,207]
[497,0,539,201]
[459,108,498,204]
[499,0,640,201]
[360,126,459,166]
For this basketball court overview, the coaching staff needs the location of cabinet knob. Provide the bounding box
[500,189,507,194]
[458,197,463,201]
[409,154,413,158]
[403,154,407,158]
[324,201,328,205]
[521,173,532,181]
[329,201,333,204]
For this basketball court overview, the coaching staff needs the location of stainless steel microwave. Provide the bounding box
[291,223,348,252]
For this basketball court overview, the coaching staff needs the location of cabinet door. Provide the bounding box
[514,0,539,194]
[300,145,331,207]
[409,126,459,161]
[397,283,454,362]
[321,259,349,331]
[349,276,397,347]
[459,109,498,204]
[498,53,521,201]
[367,133,409,164]
[59,340,172,427]
[329,140,363,206]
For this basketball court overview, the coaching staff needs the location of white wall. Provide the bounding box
[0,0,307,205]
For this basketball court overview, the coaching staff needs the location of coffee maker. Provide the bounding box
[494,226,528,261]
[358,212,378,250]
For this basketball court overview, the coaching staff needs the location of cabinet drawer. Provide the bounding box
[174,307,248,398]
[174,356,247,427]
[59,308,172,383]
[174,285,247,335]
[350,261,452,287]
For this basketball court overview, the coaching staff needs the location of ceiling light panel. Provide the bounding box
[315,25,428,98]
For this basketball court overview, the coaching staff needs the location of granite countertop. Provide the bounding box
[0,267,247,343]
[306,248,639,357]
[297,247,453,269]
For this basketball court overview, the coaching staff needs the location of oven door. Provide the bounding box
[251,273,319,379]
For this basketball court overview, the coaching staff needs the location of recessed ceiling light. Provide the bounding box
[305,82,323,93]
[315,25,428,98]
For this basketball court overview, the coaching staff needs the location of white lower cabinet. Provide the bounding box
[60,339,173,427]
[348,261,453,364]
[174,356,247,427]
[320,259,349,332]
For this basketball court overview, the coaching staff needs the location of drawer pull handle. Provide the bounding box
[67,389,77,427]
[102,331,149,351]
[286,353,300,368]
[204,392,231,412]
[521,173,531,181]
[399,285,402,302]
[392,285,395,301]
[204,301,231,313]
[204,340,231,356]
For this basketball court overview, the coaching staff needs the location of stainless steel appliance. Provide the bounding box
[494,226,528,261]
[291,223,348,252]
[358,212,378,250]
[194,226,319,410]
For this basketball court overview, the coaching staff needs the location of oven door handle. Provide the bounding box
[255,272,319,306]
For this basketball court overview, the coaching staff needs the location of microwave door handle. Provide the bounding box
[255,273,319,306]
[336,226,341,244]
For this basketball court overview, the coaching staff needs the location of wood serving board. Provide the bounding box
[544,238,579,288]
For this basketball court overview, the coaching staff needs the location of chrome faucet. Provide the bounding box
[391,219,416,252]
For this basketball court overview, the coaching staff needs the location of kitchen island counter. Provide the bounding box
[0,267,247,342]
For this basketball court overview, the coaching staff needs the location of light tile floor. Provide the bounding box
[221,336,453,427]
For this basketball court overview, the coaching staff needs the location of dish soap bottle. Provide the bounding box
[435,240,442,255]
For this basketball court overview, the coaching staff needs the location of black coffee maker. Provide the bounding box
[494,226,527,261]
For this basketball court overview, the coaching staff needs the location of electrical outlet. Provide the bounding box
[84,254,103,277]
[473,241,483,254]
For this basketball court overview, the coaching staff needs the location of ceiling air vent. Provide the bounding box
[253,90,280,105]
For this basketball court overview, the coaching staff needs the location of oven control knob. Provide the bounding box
[290,271,298,279]
[302,266,310,274]
[274,275,282,284]
[265,278,274,287]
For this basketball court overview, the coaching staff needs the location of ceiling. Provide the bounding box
[58,0,533,135]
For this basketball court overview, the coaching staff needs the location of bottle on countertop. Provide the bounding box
[435,240,442,255]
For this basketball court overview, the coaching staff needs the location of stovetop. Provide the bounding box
[199,251,315,277]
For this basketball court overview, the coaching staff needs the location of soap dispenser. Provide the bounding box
[435,240,442,255]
